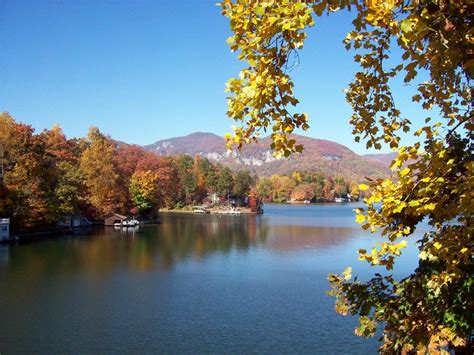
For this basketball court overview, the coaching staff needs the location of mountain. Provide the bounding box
[144,132,224,156]
[143,132,393,180]
[363,152,397,167]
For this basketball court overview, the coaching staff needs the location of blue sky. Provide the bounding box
[1,0,424,154]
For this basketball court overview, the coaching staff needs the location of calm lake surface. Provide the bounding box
[0,204,422,353]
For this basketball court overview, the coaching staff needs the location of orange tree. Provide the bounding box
[79,127,120,218]
[220,0,473,352]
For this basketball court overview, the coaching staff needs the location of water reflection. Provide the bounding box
[1,211,363,279]
[1,217,254,278]
[265,225,355,252]
[0,205,391,353]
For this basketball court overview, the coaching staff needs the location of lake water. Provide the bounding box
[0,204,422,353]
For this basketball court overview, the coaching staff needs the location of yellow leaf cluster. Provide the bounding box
[220,0,314,156]
[221,0,474,352]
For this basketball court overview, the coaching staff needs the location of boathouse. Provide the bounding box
[0,218,10,241]
[59,215,92,228]
[104,214,127,226]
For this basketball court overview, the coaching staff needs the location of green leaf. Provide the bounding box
[408,200,420,207]
[400,19,413,33]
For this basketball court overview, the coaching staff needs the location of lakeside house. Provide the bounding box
[58,215,92,228]
[104,214,128,226]
[0,218,9,241]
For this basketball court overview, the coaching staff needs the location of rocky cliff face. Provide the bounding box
[143,132,394,180]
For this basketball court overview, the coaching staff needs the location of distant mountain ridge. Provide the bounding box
[362,152,398,167]
[143,132,395,180]
[144,132,225,156]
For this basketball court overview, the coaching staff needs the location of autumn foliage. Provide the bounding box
[0,113,256,231]
[221,0,473,352]
[256,172,360,203]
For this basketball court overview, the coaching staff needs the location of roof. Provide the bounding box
[105,214,127,220]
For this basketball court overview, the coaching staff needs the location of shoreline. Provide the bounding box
[1,225,97,244]
[159,207,259,215]
[159,200,360,215]
[1,202,360,243]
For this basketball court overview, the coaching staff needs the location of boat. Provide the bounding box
[229,207,241,214]
[215,207,241,215]
[122,218,139,227]
[193,206,210,214]
[114,218,140,227]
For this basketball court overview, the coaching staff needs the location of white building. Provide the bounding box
[0,218,10,240]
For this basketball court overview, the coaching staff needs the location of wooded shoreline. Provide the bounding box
[1,113,363,237]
